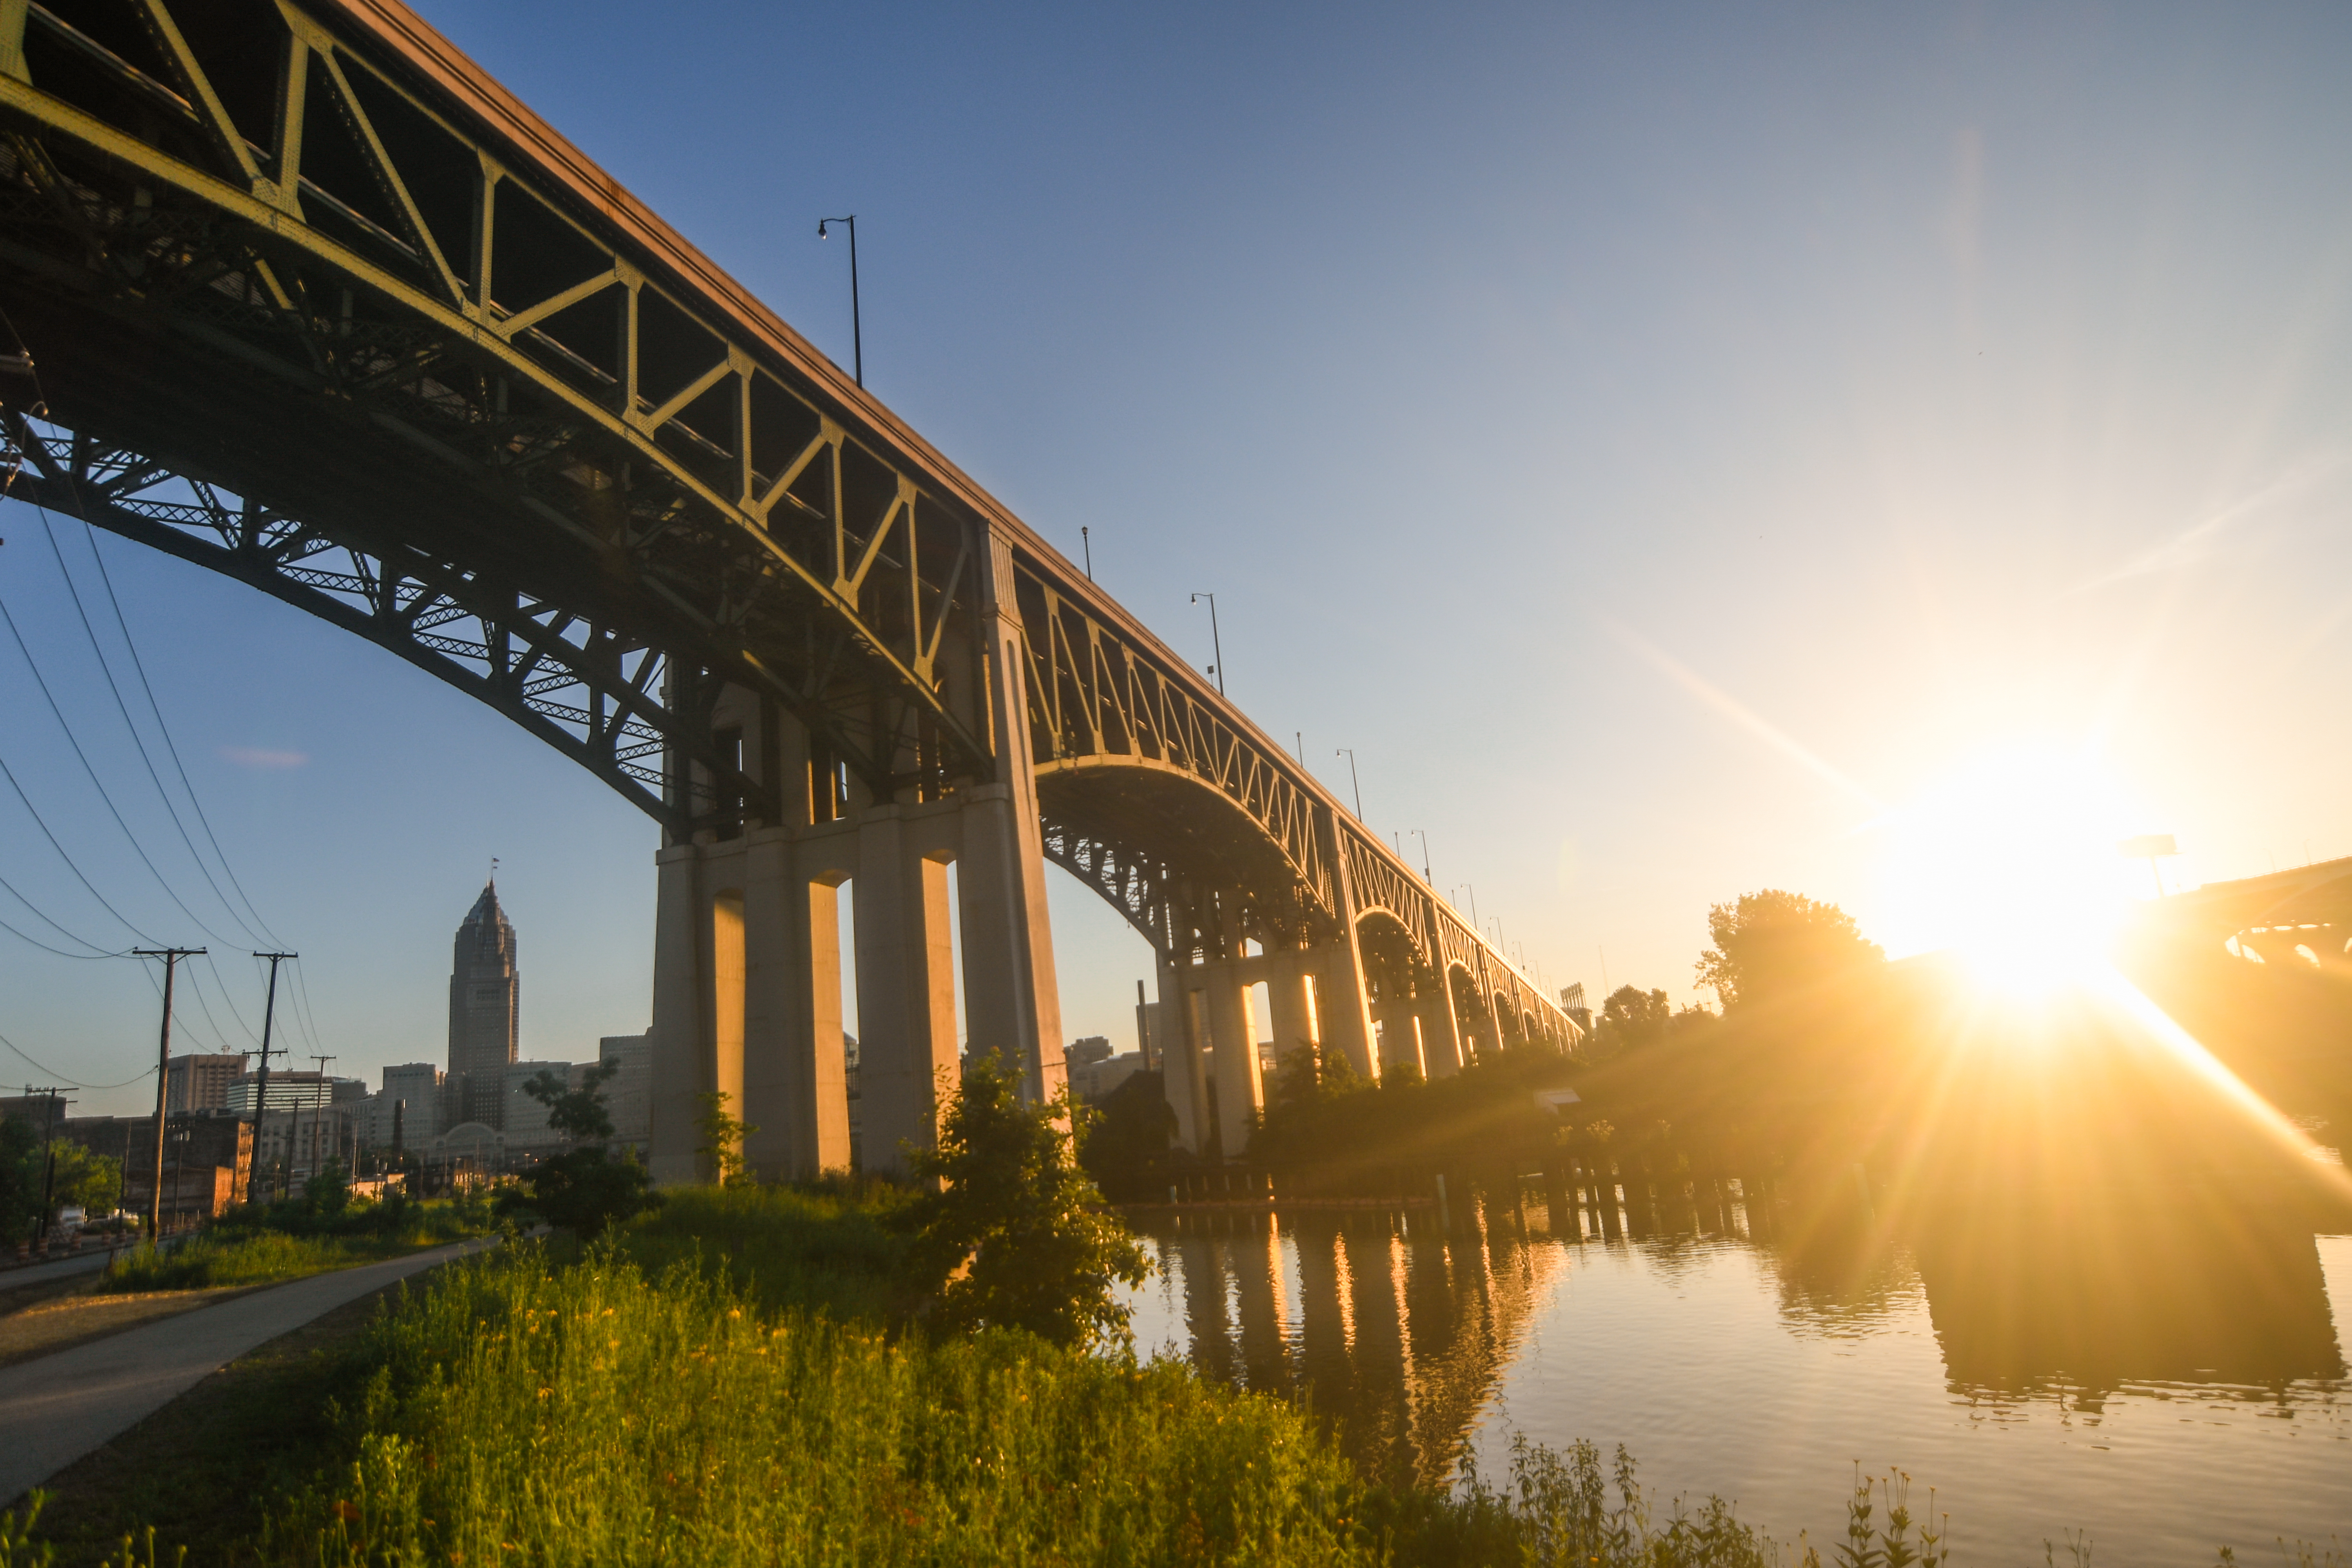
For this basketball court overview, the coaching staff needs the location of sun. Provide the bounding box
[1876,746,2150,995]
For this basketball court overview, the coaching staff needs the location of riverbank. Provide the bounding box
[13,1183,2344,1566]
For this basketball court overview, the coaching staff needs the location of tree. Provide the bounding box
[694,1089,757,1187]
[512,1058,657,1236]
[524,1060,619,1144]
[49,1144,120,1216]
[0,1118,40,1244]
[905,1049,1151,1351]
[1591,985,1673,1056]
[1694,889,1885,1009]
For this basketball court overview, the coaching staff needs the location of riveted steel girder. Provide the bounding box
[0,0,1577,1044]
[0,0,988,833]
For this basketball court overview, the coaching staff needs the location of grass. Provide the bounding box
[11,1184,2347,1567]
[14,1277,400,1568]
[98,1197,500,1296]
[612,1180,917,1321]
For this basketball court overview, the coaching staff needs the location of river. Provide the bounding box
[1118,1189,2350,1562]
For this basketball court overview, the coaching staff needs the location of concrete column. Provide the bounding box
[855,807,963,1178]
[739,829,851,1180]
[1374,999,1425,1078]
[1265,952,1317,1079]
[647,844,706,1184]
[1316,806,1381,1082]
[1162,959,1210,1154]
[1415,975,1464,1078]
[1205,960,1261,1160]
[961,533,1068,1107]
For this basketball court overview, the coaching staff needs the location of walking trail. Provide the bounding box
[0,1237,494,1507]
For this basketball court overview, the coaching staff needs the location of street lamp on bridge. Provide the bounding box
[1456,884,1478,926]
[1335,747,1363,819]
[1190,592,1225,695]
[817,216,861,386]
[1412,829,1432,884]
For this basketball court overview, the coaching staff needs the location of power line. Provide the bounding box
[0,1021,153,1089]
[199,952,264,1044]
[289,954,328,1055]
[0,741,165,946]
[0,912,124,960]
[0,865,127,956]
[0,315,286,957]
[0,587,250,950]
[68,507,287,948]
[26,503,270,948]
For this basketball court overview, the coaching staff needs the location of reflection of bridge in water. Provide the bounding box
[1140,1205,1570,1485]
[0,0,1575,1179]
[1134,1180,2347,1483]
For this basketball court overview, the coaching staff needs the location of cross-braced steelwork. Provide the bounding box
[0,0,989,834]
[0,0,1575,1178]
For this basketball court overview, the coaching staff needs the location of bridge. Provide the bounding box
[0,0,1578,1180]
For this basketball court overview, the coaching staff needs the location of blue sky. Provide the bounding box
[9,2,2352,1110]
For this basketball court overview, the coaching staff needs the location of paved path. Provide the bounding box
[0,1237,495,1506]
[0,1250,114,1295]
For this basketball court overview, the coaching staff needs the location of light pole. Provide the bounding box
[817,216,860,386]
[1456,884,1478,927]
[1335,748,1363,818]
[1191,593,1224,695]
[1081,526,1092,580]
[1411,829,1432,884]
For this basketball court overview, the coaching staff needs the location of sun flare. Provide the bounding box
[1878,746,2151,995]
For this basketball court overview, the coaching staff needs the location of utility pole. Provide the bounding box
[250,952,294,1204]
[307,1054,336,1183]
[25,1085,69,1242]
[133,947,203,1239]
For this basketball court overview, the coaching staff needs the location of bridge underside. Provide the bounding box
[0,0,1577,1178]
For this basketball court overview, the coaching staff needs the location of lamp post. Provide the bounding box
[1335,748,1363,819]
[817,216,861,386]
[1080,526,1092,580]
[1456,883,1478,927]
[1191,593,1224,695]
[1411,829,1432,884]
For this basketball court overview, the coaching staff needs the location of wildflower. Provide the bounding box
[332,1501,362,1523]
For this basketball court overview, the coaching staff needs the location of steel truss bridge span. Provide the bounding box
[0,0,1576,1178]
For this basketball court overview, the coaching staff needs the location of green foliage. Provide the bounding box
[505,1060,655,1236]
[507,1145,658,1238]
[48,1142,121,1217]
[905,1049,1151,1350]
[1593,985,1674,1055]
[693,1089,757,1186]
[99,1193,499,1291]
[617,1180,918,1321]
[521,1058,618,1144]
[1695,889,1884,1011]
[102,1231,393,1292]
[302,1158,353,1218]
[1248,1042,1570,1185]
[1075,1068,1183,1202]
[0,1118,42,1244]
[302,1245,1385,1568]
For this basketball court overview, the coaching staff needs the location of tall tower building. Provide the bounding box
[447,879,520,1128]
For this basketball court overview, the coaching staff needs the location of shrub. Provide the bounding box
[904,1050,1151,1350]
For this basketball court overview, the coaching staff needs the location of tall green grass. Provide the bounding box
[101,1198,496,1294]
[613,1180,917,1320]
[315,1242,1387,1567]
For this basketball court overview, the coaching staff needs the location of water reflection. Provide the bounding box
[1139,1203,1568,1485]
[1126,1188,2350,1494]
